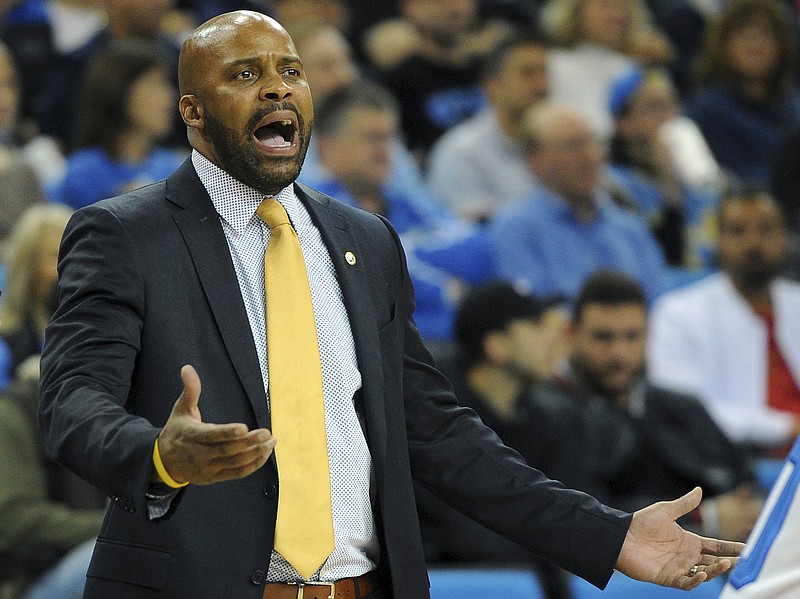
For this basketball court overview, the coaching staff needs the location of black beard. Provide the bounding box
[202,103,311,195]
[729,254,785,291]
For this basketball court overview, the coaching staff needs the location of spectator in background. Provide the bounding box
[50,40,186,209]
[35,0,185,151]
[0,204,72,385]
[0,42,50,250]
[304,81,494,342]
[685,0,800,187]
[605,64,721,271]
[0,0,107,128]
[426,29,549,222]
[291,19,427,206]
[415,281,572,599]
[489,102,667,304]
[275,0,349,34]
[536,270,762,542]
[648,189,800,457]
[0,364,105,599]
[541,0,673,140]
[372,0,510,158]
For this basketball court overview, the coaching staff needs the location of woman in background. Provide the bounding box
[50,39,187,209]
[685,0,800,187]
[0,204,73,383]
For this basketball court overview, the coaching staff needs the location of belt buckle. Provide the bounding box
[291,581,335,599]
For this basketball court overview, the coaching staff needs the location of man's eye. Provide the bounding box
[239,69,256,79]
[284,68,301,77]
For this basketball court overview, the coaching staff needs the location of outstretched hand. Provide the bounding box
[154,365,275,485]
[615,487,745,590]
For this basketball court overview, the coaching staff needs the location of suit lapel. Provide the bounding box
[166,161,270,429]
[297,184,388,468]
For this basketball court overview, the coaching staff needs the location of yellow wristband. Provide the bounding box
[153,437,189,488]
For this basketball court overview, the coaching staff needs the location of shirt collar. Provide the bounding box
[191,150,300,233]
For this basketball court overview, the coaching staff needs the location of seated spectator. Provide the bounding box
[0,364,105,599]
[536,270,762,542]
[373,0,507,158]
[426,29,549,222]
[489,102,667,303]
[541,0,673,139]
[49,40,187,209]
[414,281,572,598]
[292,20,426,197]
[1,0,106,127]
[35,0,184,151]
[606,64,721,269]
[0,42,49,250]
[684,0,800,187]
[0,204,72,385]
[304,81,495,341]
[648,188,800,457]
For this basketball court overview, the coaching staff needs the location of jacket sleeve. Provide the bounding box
[38,204,163,521]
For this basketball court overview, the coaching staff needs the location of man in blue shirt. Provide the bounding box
[489,102,667,303]
[301,80,494,341]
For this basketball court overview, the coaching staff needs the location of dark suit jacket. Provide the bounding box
[38,159,630,598]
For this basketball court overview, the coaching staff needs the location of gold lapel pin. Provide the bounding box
[345,251,357,265]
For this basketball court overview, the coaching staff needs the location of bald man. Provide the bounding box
[38,11,741,599]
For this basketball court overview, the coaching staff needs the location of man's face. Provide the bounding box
[181,14,314,195]
[719,196,787,290]
[493,310,569,381]
[296,27,357,106]
[570,303,646,401]
[320,106,397,190]
[486,44,549,122]
[528,111,602,205]
[403,0,477,44]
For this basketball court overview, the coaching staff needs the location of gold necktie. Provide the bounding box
[257,198,334,579]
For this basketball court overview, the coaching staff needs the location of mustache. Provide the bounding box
[248,103,307,132]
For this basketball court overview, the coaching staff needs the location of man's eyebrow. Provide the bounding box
[225,54,304,68]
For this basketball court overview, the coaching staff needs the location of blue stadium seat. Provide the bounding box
[428,566,547,599]
[569,572,726,599]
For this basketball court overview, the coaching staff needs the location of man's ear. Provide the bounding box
[179,95,204,129]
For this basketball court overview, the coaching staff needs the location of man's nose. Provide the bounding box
[259,73,292,102]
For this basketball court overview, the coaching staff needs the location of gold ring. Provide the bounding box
[689,566,699,577]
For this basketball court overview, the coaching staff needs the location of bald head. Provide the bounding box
[179,11,294,96]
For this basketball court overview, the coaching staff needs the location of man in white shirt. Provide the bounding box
[648,189,800,455]
[426,30,549,222]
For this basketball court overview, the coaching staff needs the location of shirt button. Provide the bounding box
[263,484,277,498]
[250,570,266,585]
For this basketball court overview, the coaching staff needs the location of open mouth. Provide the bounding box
[254,113,298,152]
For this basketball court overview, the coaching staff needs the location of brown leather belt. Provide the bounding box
[262,571,379,599]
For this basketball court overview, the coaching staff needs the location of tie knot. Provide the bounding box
[256,198,290,229]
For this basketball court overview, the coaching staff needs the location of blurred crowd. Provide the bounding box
[1,0,800,598]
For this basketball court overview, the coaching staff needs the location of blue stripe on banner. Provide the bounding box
[728,437,800,589]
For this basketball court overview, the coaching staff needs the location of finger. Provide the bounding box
[700,537,746,557]
[188,422,253,444]
[204,439,275,482]
[663,486,703,519]
[680,570,706,591]
[200,429,274,459]
[698,559,733,581]
[174,364,202,416]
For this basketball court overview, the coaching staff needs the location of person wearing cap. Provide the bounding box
[415,280,574,597]
[605,64,721,271]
